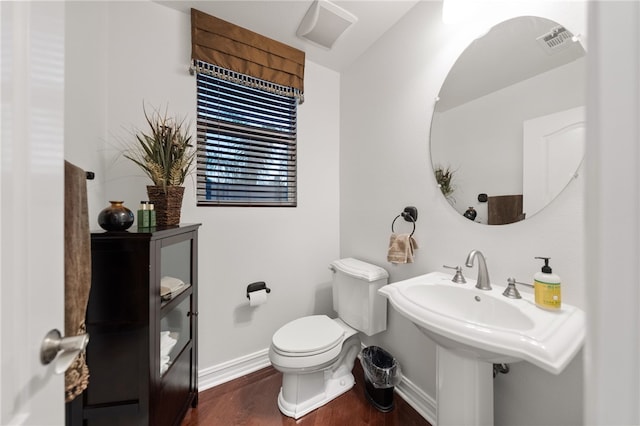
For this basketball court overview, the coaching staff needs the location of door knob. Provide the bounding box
[40,329,89,374]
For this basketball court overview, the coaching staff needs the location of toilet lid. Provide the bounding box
[272,315,345,355]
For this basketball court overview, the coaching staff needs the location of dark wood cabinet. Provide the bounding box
[67,224,201,426]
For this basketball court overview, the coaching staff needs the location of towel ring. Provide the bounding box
[391,214,416,237]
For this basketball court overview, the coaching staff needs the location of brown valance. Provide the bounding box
[191,8,305,100]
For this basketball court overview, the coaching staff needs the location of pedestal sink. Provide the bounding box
[378,272,585,426]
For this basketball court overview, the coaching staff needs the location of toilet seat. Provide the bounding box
[271,315,344,357]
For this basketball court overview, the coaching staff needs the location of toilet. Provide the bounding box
[268,258,389,419]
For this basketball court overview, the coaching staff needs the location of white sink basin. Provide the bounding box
[379,271,585,374]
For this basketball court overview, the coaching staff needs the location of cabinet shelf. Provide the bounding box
[161,284,192,310]
[67,224,201,426]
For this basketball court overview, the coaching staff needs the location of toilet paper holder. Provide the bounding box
[246,281,271,299]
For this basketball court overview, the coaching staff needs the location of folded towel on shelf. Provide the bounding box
[387,233,419,264]
[160,331,178,374]
[161,276,186,300]
[160,355,171,375]
[160,331,178,357]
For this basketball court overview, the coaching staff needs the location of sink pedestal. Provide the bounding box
[437,346,493,426]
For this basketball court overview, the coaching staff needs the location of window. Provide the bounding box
[190,10,304,206]
[196,71,298,207]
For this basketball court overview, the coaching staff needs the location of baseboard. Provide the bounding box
[198,348,437,425]
[395,376,437,425]
[198,348,271,391]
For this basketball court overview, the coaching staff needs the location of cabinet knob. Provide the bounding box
[187,311,198,317]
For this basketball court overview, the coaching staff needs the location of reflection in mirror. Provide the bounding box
[430,16,586,225]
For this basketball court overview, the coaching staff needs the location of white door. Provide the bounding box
[1,2,65,425]
[522,106,585,217]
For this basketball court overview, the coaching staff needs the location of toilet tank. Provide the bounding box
[330,258,389,336]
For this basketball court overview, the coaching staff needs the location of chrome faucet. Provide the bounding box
[465,250,491,290]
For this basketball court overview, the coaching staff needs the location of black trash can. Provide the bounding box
[361,346,401,412]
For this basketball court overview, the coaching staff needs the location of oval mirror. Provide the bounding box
[430,16,586,225]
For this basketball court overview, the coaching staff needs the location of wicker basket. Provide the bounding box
[147,185,185,226]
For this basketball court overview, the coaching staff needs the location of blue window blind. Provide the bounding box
[196,72,297,207]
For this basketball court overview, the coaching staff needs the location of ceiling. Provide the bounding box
[156,0,421,71]
[155,1,584,110]
[436,15,586,111]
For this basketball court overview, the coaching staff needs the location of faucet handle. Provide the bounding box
[514,279,534,288]
[443,265,467,284]
[502,278,522,299]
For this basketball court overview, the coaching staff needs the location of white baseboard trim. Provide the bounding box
[198,348,437,425]
[198,348,271,392]
[395,376,437,425]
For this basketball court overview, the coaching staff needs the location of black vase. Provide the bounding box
[98,201,134,231]
[463,207,477,221]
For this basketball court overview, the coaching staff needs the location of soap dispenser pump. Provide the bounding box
[534,257,561,310]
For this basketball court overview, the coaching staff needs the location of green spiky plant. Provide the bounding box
[434,164,456,203]
[124,105,195,192]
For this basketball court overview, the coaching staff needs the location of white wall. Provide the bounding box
[584,2,640,424]
[341,1,587,425]
[64,1,108,220]
[65,1,341,373]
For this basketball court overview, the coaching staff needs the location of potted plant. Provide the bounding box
[434,164,456,204]
[124,105,195,226]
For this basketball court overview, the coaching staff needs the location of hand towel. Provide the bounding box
[161,276,186,300]
[160,333,178,357]
[64,161,91,402]
[387,233,419,264]
[160,331,178,374]
[488,194,524,225]
[160,355,171,375]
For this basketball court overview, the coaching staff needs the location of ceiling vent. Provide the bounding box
[536,26,574,54]
[297,0,357,50]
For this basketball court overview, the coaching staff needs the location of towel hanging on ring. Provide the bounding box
[387,233,419,264]
[388,207,418,263]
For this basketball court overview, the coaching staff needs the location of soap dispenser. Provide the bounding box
[534,257,561,310]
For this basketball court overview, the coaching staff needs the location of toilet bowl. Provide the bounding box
[269,315,361,418]
[268,258,389,419]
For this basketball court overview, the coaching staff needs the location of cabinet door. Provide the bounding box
[157,294,195,426]
[158,237,194,376]
[154,232,197,426]
[160,295,192,376]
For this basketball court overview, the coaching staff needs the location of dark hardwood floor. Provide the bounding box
[181,359,431,426]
